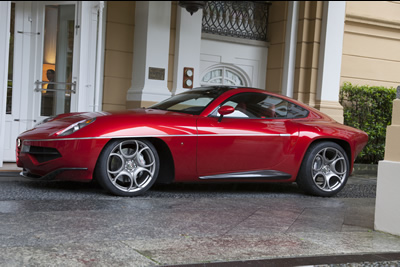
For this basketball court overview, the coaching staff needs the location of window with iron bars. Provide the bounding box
[202,1,271,41]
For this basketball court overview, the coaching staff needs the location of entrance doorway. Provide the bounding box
[4,1,79,162]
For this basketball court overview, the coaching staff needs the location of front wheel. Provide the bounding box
[297,141,349,197]
[95,139,159,196]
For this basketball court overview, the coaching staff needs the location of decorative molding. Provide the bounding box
[346,14,400,30]
[202,32,269,47]
[314,100,343,110]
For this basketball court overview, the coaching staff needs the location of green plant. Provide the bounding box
[339,82,396,164]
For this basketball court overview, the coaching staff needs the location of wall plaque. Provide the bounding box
[149,67,165,81]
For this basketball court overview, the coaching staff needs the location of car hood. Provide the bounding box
[18,109,196,140]
[51,108,187,120]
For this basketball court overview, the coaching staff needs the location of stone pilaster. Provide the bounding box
[126,1,172,109]
[171,6,202,95]
[315,1,346,123]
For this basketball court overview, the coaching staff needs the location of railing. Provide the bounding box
[202,1,271,41]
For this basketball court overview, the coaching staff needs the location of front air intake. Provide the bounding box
[28,146,62,163]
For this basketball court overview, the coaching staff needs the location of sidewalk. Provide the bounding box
[162,164,400,267]
[0,162,22,172]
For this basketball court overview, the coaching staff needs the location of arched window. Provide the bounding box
[201,66,249,86]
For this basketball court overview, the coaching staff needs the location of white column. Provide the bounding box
[171,7,203,95]
[315,1,346,123]
[282,1,299,98]
[0,1,11,167]
[127,1,172,105]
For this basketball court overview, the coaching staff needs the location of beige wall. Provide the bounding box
[341,1,400,88]
[102,1,135,111]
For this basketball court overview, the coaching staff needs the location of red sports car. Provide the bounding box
[16,86,368,197]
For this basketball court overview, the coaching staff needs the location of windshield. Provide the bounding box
[149,87,231,115]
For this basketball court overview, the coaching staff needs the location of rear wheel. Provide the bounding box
[297,141,349,197]
[95,139,159,196]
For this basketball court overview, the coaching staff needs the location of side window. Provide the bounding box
[286,101,309,118]
[212,92,309,119]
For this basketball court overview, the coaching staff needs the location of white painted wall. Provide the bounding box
[200,34,268,89]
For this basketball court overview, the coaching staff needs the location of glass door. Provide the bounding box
[36,3,77,118]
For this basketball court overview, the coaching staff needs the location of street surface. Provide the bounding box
[1,170,400,266]
[0,171,376,201]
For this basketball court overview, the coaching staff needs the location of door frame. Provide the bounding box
[3,1,35,162]
[0,1,12,167]
[33,1,80,123]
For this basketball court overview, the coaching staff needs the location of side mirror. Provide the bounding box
[217,105,234,122]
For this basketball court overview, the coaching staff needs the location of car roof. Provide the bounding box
[189,85,266,96]
[192,86,331,121]
[191,85,248,91]
[189,86,237,93]
[189,86,289,101]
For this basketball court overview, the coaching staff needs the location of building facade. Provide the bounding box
[1,1,400,165]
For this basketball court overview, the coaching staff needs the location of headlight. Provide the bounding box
[55,118,96,136]
[34,116,56,127]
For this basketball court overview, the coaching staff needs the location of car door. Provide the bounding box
[196,92,306,178]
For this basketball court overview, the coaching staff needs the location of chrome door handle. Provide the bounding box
[34,80,76,94]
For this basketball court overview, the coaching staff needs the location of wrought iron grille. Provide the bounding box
[202,1,270,41]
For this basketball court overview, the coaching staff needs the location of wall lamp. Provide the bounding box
[178,1,207,15]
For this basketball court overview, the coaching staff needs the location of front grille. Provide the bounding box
[28,146,62,163]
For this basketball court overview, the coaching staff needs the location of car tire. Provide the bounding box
[297,141,349,197]
[95,139,159,196]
